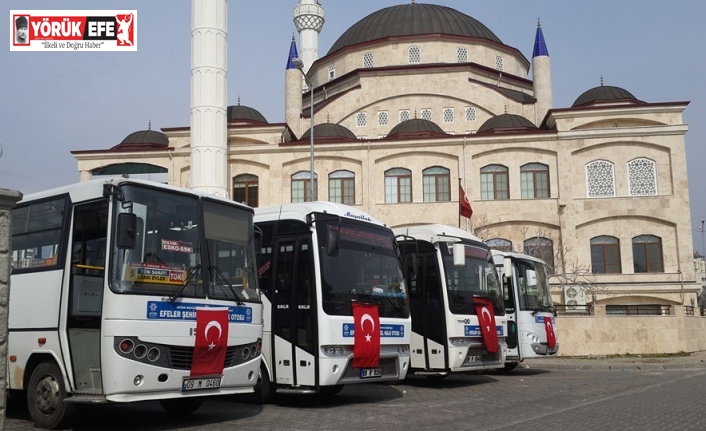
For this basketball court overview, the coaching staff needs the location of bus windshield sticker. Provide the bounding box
[161,239,194,253]
[126,263,186,285]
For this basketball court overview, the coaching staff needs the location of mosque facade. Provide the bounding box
[72,1,697,309]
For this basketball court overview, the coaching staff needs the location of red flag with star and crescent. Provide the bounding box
[191,308,229,376]
[459,184,473,219]
[544,316,556,348]
[474,298,499,353]
[352,302,380,368]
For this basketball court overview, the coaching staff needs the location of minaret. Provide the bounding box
[285,36,305,137]
[190,0,228,197]
[532,19,553,126]
[293,0,324,89]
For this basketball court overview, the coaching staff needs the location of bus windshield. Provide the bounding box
[316,219,409,318]
[110,185,259,303]
[516,259,553,312]
[441,243,503,315]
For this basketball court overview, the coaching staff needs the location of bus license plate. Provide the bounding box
[360,368,382,378]
[182,375,222,392]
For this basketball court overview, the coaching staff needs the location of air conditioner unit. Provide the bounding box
[563,285,587,312]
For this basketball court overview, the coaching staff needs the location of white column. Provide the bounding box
[191,0,229,197]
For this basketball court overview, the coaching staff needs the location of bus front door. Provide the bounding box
[272,237,317,388]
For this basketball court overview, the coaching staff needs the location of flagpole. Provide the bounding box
[458,178,462,229]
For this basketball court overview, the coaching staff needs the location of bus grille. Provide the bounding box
[166,345,245,370]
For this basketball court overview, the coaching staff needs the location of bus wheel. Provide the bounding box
[159,397,204,415]
[318,384,344,396]
[502,362,519,372]
[27,361,76,430]
[242,364,272,404]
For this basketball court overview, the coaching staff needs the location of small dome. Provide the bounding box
[112,129,168,150]
[227,105,268,124]
[301,123,357,141]
[387,118,447,138]
[572,85,639,107]
[328,4,502,56]
[477,113,538,134]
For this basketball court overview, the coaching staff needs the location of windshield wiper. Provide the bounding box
[167,264,201,302]
[210,264,245,306]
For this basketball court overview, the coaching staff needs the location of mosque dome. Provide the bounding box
[227,104,268,124]
[301,123,358,141]
[477,113,538,134]
[327,3,502,56]
[112,129,169,150]
[572,85,640,108]
[387,118,447,139]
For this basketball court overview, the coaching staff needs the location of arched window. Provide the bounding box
[524,237,554,272]
[480,165,509,200]
[586,160,615,198]
[385,168,412,203]
[232,174,259,207]
[521,163,550,199]
[487,238,512,252]
[628,158,657,196]
[632,235,663,273]
[422,167,450,202]
[465,107,476,122]
[291,171,317,203]
[408,46,421,64]
[329,170,355,205]
[590,236,621,274]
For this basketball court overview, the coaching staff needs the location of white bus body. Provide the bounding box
[491,250,558,371]
[253,202,411,399]
[9,178,263,429]
[394,224,507,376]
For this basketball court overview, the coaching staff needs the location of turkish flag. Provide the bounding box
[352,302,380,368]
[191,308,229,376]
[459,185,473,219]
[544,316,556,348]
[474,298,499,353]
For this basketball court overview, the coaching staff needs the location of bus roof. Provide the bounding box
[18,177,253,212]
[254,201,386,227]
[392,224,485,246]
[491,249,549,266]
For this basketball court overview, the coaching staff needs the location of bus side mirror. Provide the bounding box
[117,213,137,249]
[453,244,465,267]
[327,228,339,257]
[503,257,512,278]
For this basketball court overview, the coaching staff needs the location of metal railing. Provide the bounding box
[555,304,593,316]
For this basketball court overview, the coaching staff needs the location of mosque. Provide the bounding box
[72,1,698,311]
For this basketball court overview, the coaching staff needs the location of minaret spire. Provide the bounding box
[294,0,324,89]
[531,18,553,127]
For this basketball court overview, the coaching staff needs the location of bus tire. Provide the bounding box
[503,362,519,372]
[242,364,272,404]
[27,361,76,430]
[159,397,204,415]
[318,384,344,396]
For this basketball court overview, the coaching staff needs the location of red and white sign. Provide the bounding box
[544,316,556,348]
[191,308,229,377]
[352,302,380,368]
[10,10,137,51]
[474,297,499,353]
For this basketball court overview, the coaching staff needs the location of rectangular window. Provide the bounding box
[11,197,68,271]
[443,108,454,123]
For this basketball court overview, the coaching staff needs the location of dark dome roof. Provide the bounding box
[477,113,538,134]
[572,85,639,107]
[112,129,168,150]
[387,118,447,138]
[328,4,502,56]
[301,123,357,141]
[227,105,268,124]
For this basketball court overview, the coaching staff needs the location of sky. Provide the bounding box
[2,0,705,251]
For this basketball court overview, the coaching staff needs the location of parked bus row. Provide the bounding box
[6,178,557,429]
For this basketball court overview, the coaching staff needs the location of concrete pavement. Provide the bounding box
[521,350,706,371]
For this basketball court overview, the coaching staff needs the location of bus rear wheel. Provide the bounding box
[502,362,519,372]
[318,384,344,396]
[243,364,272,404]
[159,397,204,415]
[27,361,76,430]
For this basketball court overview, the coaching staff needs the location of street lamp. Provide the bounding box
[292,57,315,202]
[701,219,705,259]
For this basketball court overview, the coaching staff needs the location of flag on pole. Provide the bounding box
[474,298,499,353]
[191,308,229,376]
[352,302,380,368]
[459,184,473,219]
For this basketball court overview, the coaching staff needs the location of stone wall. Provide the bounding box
[557,304,706,357]
[0,189,22,430]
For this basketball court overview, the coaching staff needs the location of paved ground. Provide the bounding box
[6,352,706,430]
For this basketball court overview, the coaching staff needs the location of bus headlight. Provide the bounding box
[322,345,350,356]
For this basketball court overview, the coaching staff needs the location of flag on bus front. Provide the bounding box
[474,297,499,353]
[352,302,380,368]
[191,308,229,376]
[544,316,556,348]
